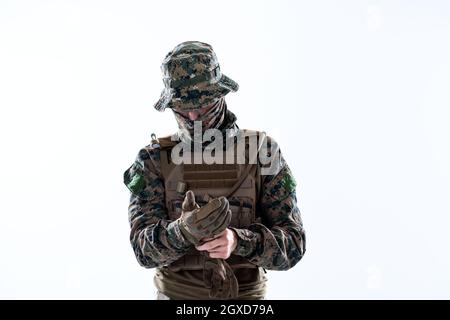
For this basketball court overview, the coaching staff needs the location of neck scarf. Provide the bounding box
[172,97,240,147]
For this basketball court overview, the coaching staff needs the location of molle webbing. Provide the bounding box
[183,163,239,189]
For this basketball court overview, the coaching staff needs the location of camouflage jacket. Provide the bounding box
[124,134,306,271]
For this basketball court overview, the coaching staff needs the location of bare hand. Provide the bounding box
[195,228,238,259]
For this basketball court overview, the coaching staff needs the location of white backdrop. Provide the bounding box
[1,0,450,299]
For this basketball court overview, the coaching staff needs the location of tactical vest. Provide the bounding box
[157,129,266,272]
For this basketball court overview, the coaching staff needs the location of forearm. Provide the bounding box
[230,210,306,270]
[129,196,191,268]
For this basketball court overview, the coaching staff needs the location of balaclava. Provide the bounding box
[172,97,239,147]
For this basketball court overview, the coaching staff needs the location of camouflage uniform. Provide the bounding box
[124,41,306,299]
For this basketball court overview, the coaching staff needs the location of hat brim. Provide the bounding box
[153,74,239,112]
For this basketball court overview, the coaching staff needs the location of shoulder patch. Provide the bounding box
[126,172,146,194]
[281,171,297,193]
[124,160,147,196]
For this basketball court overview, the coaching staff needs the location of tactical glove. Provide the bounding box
[178,190,231,246]
[203,257,239,299]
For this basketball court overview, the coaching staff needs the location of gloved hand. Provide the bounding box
[178,190,232,246]
[203,257,239,299]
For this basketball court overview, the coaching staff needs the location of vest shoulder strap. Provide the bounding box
[157,134,179,150]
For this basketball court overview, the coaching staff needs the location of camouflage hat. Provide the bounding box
[153,41,239,112]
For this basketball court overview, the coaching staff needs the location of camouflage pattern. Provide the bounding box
[153,41,239,112]
[124,135,306,272]
[173,97,227,135]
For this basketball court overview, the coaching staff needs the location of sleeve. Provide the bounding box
[229,139,306,271]
[124,147,192,269]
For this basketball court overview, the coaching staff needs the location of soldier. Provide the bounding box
[123,41,306,300]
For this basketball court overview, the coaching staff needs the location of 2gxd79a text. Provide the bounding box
[220,304,274,315]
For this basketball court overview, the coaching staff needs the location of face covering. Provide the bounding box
[171,97,240,148]
[172,97,226,135]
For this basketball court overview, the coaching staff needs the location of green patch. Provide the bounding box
[126,173,146,194]
[281,173,297,193]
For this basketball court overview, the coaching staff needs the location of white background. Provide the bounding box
[1,0,450,299]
